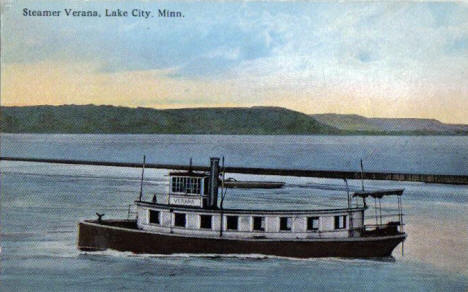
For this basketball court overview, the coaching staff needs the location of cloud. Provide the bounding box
[2,2,284,78]
[4,2,468,76]
[2,1,468,122]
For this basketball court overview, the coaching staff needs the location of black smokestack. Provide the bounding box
[209,157,220,209]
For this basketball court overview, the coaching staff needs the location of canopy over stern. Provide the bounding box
[353,189,404,199]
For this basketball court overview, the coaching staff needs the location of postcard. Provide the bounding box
[1,1,467,291]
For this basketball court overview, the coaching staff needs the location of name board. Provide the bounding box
[169,196,201,207]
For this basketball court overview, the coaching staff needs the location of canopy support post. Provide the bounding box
[219,156,226,237]
[374,197,378,226]
[378,198,382,226]
[399,196,404,233]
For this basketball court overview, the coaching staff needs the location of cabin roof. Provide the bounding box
[352,189,404,199]
[136,201,365,215]
[169,171,209,177]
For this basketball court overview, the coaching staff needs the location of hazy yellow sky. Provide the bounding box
[2,1,468,123]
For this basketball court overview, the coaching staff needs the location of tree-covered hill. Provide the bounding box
[2,105,466,135]
[312,113,468,135]
[0,105,339,134]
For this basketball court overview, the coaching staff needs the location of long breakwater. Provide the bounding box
[1,156,467,185]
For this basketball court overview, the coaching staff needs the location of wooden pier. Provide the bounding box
[1,156,467,185]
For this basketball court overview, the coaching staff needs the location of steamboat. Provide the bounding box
[78,157,406,258]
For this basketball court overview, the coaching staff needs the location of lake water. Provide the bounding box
[1,134,467,291]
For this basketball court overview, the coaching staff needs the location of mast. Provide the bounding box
[139,155,146,201]
[360,159,365,192]
[344,177,354,237]
[344,177,350,209]
[360,159,367,208]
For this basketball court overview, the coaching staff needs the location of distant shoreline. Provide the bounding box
[1,132,467,137]
[1,105,467,136]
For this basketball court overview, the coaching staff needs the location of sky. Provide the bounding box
[1,1,468,123]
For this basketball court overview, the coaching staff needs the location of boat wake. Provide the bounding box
[79,249,395,264]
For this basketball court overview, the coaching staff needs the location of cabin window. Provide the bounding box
[226,216,238,230]
[149,210,160,225]
[172,177,179,193]
[280,217,292,231]
[174,213,186,227]
[200,215,212,229]
[334,215,347,230]
[307,217,319,231]
[186,178,193,193]
[253,216,265,231]
[188,178,201,194]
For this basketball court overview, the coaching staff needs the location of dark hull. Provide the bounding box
[78,220,406,258]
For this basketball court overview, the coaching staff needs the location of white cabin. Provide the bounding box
[135,158,365,240]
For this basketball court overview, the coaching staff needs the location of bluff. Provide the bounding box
[311,113,468,135]
[0,105,339,134]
